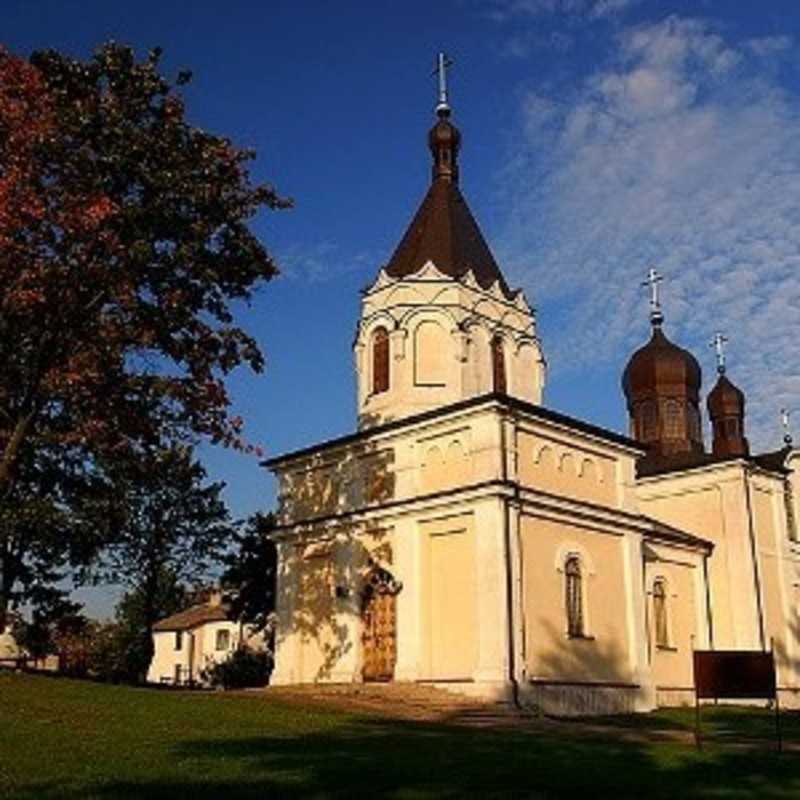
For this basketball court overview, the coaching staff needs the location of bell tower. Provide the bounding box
[353,55,545,428]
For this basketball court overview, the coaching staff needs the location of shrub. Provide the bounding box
[202,647,272,689]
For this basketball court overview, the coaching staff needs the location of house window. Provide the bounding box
[565,556,584,638]
[491,336,506,394]
[174,631,183,651]
[372,326,390,394]
[653,579,669,649]
[216,629,231,651]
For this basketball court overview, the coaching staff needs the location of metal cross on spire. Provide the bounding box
[434,52,454,115]
[641,267,664,326]
[710,332,728,375]
[781,408,793,447]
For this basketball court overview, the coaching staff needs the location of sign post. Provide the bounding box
[692,648,781,752]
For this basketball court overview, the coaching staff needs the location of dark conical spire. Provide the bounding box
[383,54,511,296]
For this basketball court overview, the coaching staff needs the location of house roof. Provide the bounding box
[152,602,232,632]
[752,447,792,474]
[638,447,792,479]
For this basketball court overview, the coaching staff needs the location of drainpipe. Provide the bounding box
[702,551,714,650]
[743,466,767,650]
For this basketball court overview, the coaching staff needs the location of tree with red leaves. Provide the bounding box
[0,43,288,622]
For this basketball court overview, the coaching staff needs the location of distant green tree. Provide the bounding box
[93,445,234,678]
[110,569,187,682]
[12,597,82,661]
[221,512,277,633]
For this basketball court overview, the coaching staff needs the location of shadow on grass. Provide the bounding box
[17,714,800,800]
[580,705,800,743]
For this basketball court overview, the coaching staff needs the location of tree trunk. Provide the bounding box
[0,412,35,494]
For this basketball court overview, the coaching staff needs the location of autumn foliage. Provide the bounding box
[0,43,288,624]
[0,43,288,492]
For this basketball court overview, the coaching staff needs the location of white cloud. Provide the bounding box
[482,0,639,22]
[497,16,800,448]
[748,35,793,57]
[275,241,377,284]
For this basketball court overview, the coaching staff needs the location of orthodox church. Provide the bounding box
[265,61,800,714]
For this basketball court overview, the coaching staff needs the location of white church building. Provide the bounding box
[263,60,800,715]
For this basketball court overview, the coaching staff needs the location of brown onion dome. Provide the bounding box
[707,374,745,417]
[707,372,749,457]
[622,323,704,460]
[622,326,702,402]
[428,109,461,183]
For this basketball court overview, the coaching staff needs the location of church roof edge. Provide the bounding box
[262,392,644,469]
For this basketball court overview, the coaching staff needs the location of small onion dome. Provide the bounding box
[707,374,745,418]
[707,373,749,457]
[622,326,701,404]
[429,110,461,183]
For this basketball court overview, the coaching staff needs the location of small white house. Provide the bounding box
[147,591,265,686]
[0,620,22,666]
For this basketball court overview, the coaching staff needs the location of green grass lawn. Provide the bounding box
[1,672,798,799]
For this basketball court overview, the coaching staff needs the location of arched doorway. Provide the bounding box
[361,565,402,682]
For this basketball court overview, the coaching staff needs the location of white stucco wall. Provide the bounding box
[147,620,264,685]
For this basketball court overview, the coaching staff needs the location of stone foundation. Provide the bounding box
[521,681,653,716]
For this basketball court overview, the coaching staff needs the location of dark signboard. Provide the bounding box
[693,650,776,700]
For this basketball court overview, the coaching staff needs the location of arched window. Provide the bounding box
[372,326,389,394]
[565,556,584,638]
[641,400,658,441]
[653,579,669,649]
[491,336,507,394]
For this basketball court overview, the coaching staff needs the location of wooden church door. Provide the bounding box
[361,565,401,682]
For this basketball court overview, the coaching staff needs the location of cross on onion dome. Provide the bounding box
[641,267,664,327]
[433,52,454,115]
[710,332,728,375]
[781,408,793,447]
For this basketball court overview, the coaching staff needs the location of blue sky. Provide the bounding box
[5,1,799,615]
